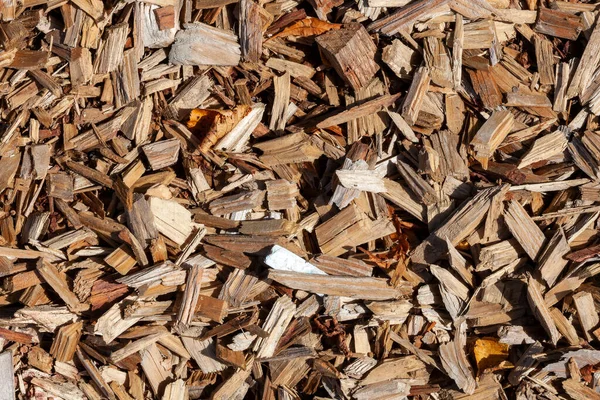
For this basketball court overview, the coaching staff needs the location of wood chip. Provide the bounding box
[2,1,600,397]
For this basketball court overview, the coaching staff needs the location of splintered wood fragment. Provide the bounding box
[382,39,417,79]
[568,133,600,180]
[508,341,543,385]
[169,23,241,66]
[387,331,439,370]
[424,36,452,87]
[94,301,142,344]
[71,0,103,21]
[430,130,469,180]
[117,262,180,289]
[0,247,55,260]
[199,314,256,342]
[353,381,410,400]
[572,292,599,342]
[255,132,324,166]
[346,80,389,141]
[269,72,291,132]
[124,300,172,318]
[537,228,569,287]
[193,213,240,230]
[175,230,208,267]
[367,0,449,35]
[29,378,87,400]
[20,285,50,307]
[71,115,124,151]
[504,200,546,261]
[268,270,403,300]
[266,58,316,79]
[76,348,116,400]
[505,89,552,108]
[534,36,555,86]
[167,75,212,119]
[396,158,437,205]
[315,204,395,256]
[411,185,506,266]
[317,93,401,129]
[311,254,372,276]
[11,50,47,70]
[0,327,33,344]
[50,321,83,362]
[211,361,253,400]
[445,238,474,287]
[550,307,579,346]
[104,245,137,275]
[65,161,113,189]
[518,129,568,168]
[568,21,600,98]
[554,62,570,112]
[96,23,128,74]
[534,7,582,40]
[111,330,169,363]
[563,379,600,400]
[113,49,140,108]
[182,337,227,373]
[544,262,600,307]
[367,0,410,5]
[439,322,476,394]
[195,295,227,323]
[265,179,298,210]
[315,23,379,91]
[209,190,265,215]
[127,194,158,247]
[431,264,468,320]
[174,265,203,333]
[387,109,418,142]
[28,346,53,374]
[470,110,514,170]
[452,15,463,88]
[206,235,278,255]
[140,343,173,396]
[203,244,251,270]
[459,20,495,50]
[22,213,50,245]
[144,78,181,96]
[336,169,386,193]
[239,0,262,62]
[29,69,61,97]
[253,295,296,358]
[566,243,600,263]
[215,103,265,152]
[142,139,180,170]
[324,72,340,106]
[148,197,192,245]
[162,380,188,400]
[402,66,430,125]
[315,202,361,249]
[47,172,74,201]
[36,259,88,313]
[510,179,590,193]
[381,179,426,221]
[527,273,560,345]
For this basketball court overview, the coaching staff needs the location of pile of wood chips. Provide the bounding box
[4,0,600,398]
